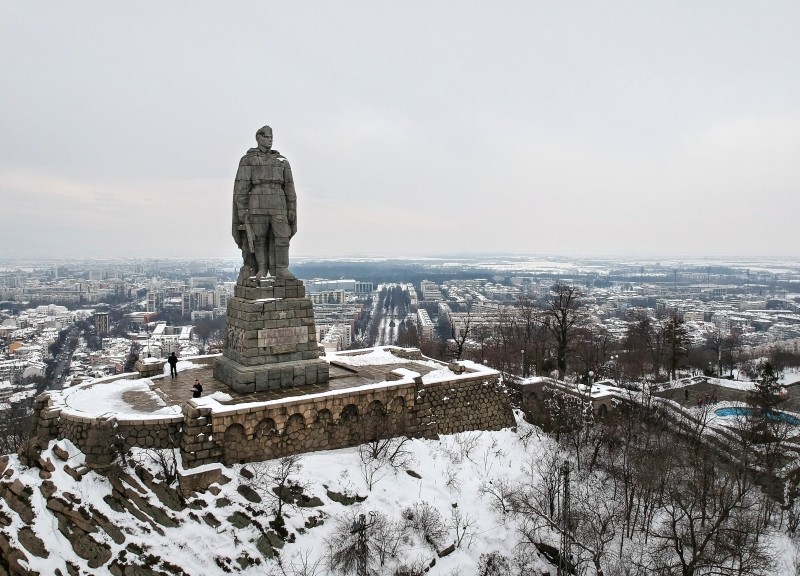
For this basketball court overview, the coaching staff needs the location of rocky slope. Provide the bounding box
[0,418,559,576]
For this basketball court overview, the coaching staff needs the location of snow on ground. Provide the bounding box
[208,390,233,402]
[5,412,555,575]
[705,377,757,391]
[721,367,800,388]
[295,424,548,574]
[6,409,800,574]
[58,378,182,418]
[328,347,409,366]
[575,380,627,399]
[782,367,800,385]
[8,388,38,403]
[162,359,206,376]
[420,367,456,382]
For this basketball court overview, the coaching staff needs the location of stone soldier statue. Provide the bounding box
[232,125,297,283]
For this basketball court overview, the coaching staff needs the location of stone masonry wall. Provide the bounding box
[31,364,515,470]
[30,394,184,468]
[411,375,514,438]
[181,404,221,465]
[517,378,617,431]
[58,414,183,467]
[184,381,416,468]
[183,370,515,469]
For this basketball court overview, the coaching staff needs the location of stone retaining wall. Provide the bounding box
[413,375,513,438]
[31,364,515,470]
[183,370,514,468]
[30,395,184,468]
[184,381,416,467]
[517,378,619,431]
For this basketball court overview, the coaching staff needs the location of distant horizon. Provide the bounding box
[2,251,799,267]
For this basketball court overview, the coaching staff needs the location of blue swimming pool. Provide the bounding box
[714,406,800,426]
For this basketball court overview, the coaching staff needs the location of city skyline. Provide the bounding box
[1,2,798,260]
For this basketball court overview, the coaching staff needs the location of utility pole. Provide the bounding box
[558,460,571,576]
[350,511,376,576]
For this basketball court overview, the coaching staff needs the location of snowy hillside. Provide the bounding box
[2,410,800,575]
[0,412,553,575]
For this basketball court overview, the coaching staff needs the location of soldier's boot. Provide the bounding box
[274,242,296,280]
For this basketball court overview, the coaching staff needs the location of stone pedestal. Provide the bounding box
[213,278,329,393]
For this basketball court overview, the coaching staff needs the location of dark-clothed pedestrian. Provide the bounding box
[192,379,203,398]
[167,352,178,378]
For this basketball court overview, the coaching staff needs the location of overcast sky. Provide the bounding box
[1,2,798,261]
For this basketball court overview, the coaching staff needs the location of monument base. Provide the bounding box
[213,355,330,393]
[214,277,330,393]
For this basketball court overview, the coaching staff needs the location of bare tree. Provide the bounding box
[248,454,305,525]
[662,315,689,381]
[515,296,548,377]
[643,454,773,576]
[358,436,414,490]
[0,402,33,456]
[326,511,370,575]
[477,551,511,576]
[450,505,478,548]
[192,317,213,350]
[625,311,664,381]
[542,283,585,380]
[402,501,448,550]
[360,435,414,466]
[541,386,583,443]
[451,309,481,361]
[272,548,325,576]
[479,476,515,515]
[680,400,716,449]
[570,478,621,576]
[135,447,179,485]
[370,512,409,568]
[509,456,619,576]
[783,475,800,536]
[572,325,612,379]
[396,318,419,348]
[526,442,566,522]
[443,430,482,463]
[542,386,594,471]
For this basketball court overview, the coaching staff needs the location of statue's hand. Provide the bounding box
[287,209,296,225]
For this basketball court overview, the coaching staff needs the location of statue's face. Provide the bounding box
[256,129,273,150]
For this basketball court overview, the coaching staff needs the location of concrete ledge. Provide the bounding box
[135,359,165,378]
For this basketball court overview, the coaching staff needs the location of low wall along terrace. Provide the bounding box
[31,394,184,467]
[30,357,514,469]
[184,367,513,468]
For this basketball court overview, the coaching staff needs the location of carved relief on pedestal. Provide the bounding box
[225,325,244,354]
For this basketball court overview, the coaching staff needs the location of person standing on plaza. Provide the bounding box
[167,352,178,378]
